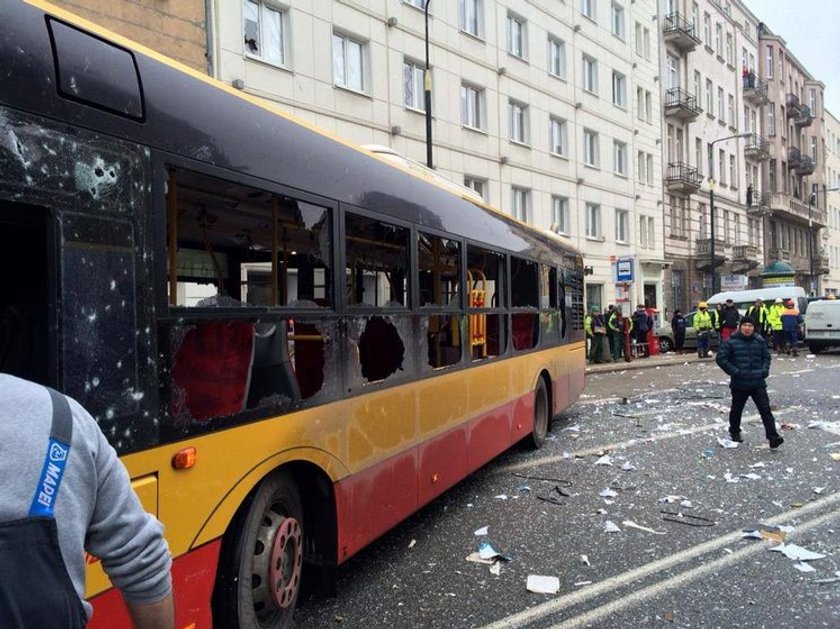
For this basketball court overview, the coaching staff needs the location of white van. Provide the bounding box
[706,286,808,314]
[804,300,840,353]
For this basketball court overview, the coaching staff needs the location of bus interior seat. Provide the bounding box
[247,321,301,406]
[289,321,325,399]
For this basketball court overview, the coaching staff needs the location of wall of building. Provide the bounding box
[823,109,840,296]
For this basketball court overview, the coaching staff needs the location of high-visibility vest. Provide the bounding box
[746,305,768,326]
[584,314,593,336]
[695,310,713,330]
[767,304,784,331]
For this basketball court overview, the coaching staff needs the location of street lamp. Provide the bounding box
[707,132,752,295]
[808,186,840,296]
[424,1,433,168]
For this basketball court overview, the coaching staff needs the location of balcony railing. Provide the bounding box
[787,146,802,167]
[769,247,791,262]
[732,245,760,269]
[785,93,801,117]
[797,155,815,176]
[767,192,827,227]
[819,255,831,274]
[695,238,728,269]
[795,104,814,127]
[662,13,701,52]
[746,191,770,215]
[743,75,769,105]
[663,87,702,120]
[743,133,770,161]
[665,162,702,193]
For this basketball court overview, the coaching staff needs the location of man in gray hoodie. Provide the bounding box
[0,374,173,628]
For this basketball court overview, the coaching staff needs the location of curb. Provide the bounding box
[586,352,714,374]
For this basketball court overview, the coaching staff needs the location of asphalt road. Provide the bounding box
[292,351,840,629]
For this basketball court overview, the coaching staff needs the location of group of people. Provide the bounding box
[584,303,656,364]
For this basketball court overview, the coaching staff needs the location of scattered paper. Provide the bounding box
[474,526,489,536]
[465,552,495,565]
[408,539,416,548]
[494,494,509,500]
[814,487,825,495]
[621,461,637,471]
[740,473,762,480]
[489,562,502,576]
[599,488,618,498]
[581,554,590,566]
[527,575,560,594]
[622,520,665,535]
[604,520,622,533]
[658,495,689,504]
[723,473,739,483]
[793,562,816,573]
[830,453,840,462]
[476,540,510,562]
[594,455,614,466]
[717,437,740,448]
[749,462,766,469]
[770,543,826,562]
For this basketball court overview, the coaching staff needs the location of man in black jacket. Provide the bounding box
[715,317,784,448]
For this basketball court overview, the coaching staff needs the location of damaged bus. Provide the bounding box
[0,2,586,626]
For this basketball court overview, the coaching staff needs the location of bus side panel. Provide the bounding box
[511,390,536,442]
[467,403,514,472]
[417,424,469,506]
[569,344,586,403]
[334,449,418,562]
[88,540,220,629]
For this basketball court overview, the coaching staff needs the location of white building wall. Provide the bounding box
[212,0,664,314]
[823,109,840,296]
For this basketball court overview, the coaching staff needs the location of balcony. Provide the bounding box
[787,146,802,168]
[665,162,702,194]
[795,104,814,127]
[663,87,702,121]
[662,13,701,53]
[732,244,760,271]
[767,192,827,227]
[743,76,769,105]
[785,93,801,117]
[769,247,791,262]
[796,155,815,176]
[695,238,728,270]
[746,191,770,216]
[743,133,770,161]
[819,255,831,274]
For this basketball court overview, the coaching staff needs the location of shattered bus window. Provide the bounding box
[467,245,507,360]
[511,257,539,351]
[541,264,560,345]
[347,315,411,387]
[423,314,463,369]
[418,232,460,308]
[345,213,409,307]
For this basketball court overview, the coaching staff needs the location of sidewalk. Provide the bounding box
[586,350,711,374]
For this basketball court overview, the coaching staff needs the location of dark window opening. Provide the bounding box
[425,314,462,369]
[345,213,409,307]
[166,168,332,308]
[418,233,461,308]
[0,203,50,386]
[540,265,560,345]
[357,316,405,382]
[466,245,506,360]
[511,257,539,351]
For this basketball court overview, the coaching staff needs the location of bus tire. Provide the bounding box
[529,377,549,449]
[215,471,304,629]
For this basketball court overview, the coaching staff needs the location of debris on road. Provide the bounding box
[604,520,622,533]
[408,539,416,548]
[660,511,716,527]
[621,461,637,471]
[536,486,568,506]
[474,526,488,536]
[622,520,665,535]
[814,571,840,584]
[769,543,826,562]
[717,436,740,449]
[526,575,560,594]
[594,455,614,466]
[581,554,590,567]
[742,524,789,542]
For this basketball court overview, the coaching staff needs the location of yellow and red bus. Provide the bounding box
[0,2,585,626]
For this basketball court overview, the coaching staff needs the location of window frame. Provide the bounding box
[461,82,486,131]
[243,0,287,67]
[332,31,367,93]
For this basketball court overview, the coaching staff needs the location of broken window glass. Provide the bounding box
[511,256,539,351]
[540,265,560,345]
[345,213,409,307]
[423,314,463,369]
[466,245,507,360]
[346,315,411,387]
[166,168,332,308]
[418,232,461,308]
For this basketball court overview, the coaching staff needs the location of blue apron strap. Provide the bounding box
[28,387,74,517]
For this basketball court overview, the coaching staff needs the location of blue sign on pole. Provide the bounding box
[616,257,634,283]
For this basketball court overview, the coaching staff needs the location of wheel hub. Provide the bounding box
[267,515,302,609]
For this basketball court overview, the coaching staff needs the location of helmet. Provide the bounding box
[775,298,784,304]
[698,301,707,308]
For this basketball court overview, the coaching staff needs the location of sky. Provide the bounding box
[746,0,840,117]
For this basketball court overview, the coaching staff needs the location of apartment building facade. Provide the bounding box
[210,0,665,315]
[659,0,765,314]
[823,110,840,296]
[758,25,826,296]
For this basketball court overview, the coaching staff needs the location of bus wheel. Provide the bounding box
[529,378,549,449]
[220,472,304,629]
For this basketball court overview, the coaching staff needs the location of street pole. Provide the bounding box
[808,192,815,296]
[424,0,433,169]
[710,182,717,294]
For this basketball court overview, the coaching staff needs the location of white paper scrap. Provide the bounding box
[604,520,622,533]
[621,462,637,471]
[740,473,762,480]
[769,543,826,562]
[794,562,816,573]
[622,520,665,535]
[489,562,502,576]
[717,437,740,448]
[408,539,416,548]
[526,575,560,594]
[599,488,618,498]
[580,554,590,566]
[474,526,489,536]
[465,552,495,565]
[594,455,614,466]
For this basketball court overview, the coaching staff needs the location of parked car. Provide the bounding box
[655,310,720,353]
[804,299,840,353]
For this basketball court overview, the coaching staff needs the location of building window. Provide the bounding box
[461,83,485,130]
[549,117,567,156]
[725,32,733,65]
[717,87,725,120]
[729,154,736,186]
[643,27,651,59]
[459,0,483,38]
[333,32,366,92]
[464,177,486,200]
[646,153,654,185]
[809,88,817,115]
[714,23,722,56]
[703,13,711,48]
[767,102,776,136]
[583,129,599,167]
[508,100,529,144]
[581,0,596,20]
[507,13,527,59]
[404,0,426,8]
[511,187,529,222]
[811,136,818,161]
[637,150,646,183]
[611,3,625,39]
[615,209,629,243]
[582,55,598,94]
[634,22,643,56]
[613,140,627,176]
[727,93,735,127]
[766,45,774,78]
[706,78,714,115]
[243,1,286,66]
[586,203,601,238]
[548,36,566,78]
[695,138,703,175]
[403,59,427,112]
[612,71,626,108]
[694,70,702,103]
[718,149,726,185]
[551,196,569,234]
[666,54,679,89]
